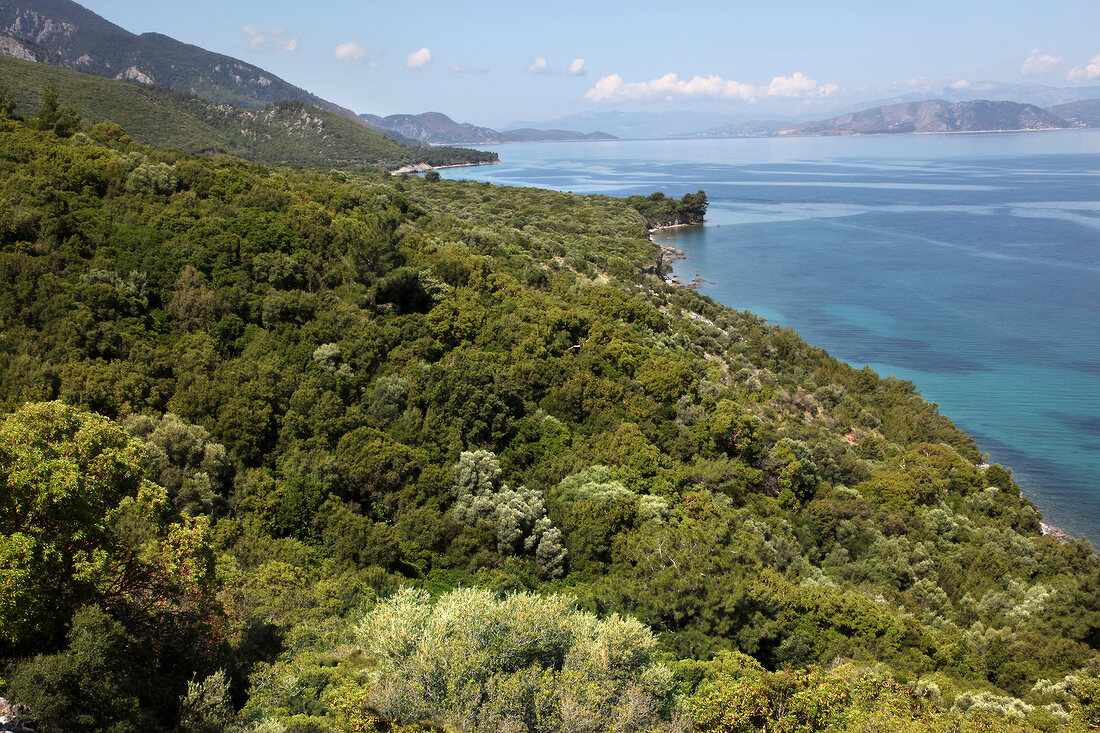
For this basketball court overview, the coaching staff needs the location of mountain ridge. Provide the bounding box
[361,110,617,145]
[0,0,358,117]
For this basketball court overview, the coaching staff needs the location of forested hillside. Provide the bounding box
[1,107,1099,732]
[0,55,496,169]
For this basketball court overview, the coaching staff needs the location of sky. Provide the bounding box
[76,0,1100,128]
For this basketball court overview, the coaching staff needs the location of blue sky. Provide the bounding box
[78,0,1100,127]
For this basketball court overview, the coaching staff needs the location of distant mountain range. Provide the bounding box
[773,99,1072,136]
[694,99,1095,138]
[360,111,616,146]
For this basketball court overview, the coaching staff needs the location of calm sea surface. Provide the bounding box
[440,131,1100,543]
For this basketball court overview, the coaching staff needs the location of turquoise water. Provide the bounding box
[440,132,1100,542]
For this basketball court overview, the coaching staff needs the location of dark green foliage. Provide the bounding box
[625,189,708,228]
[8,606,157,733]
[0,119,1095,733]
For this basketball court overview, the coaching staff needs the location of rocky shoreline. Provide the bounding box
[1040,521,1072,543]
[389,160,499,176]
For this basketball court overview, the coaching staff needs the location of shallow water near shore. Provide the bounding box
[441,131,1100,543]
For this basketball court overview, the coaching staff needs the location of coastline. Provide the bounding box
[389,160,499,176]
[658,226,1090,544]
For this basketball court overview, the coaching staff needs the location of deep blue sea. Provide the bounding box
[440,131,1100,543]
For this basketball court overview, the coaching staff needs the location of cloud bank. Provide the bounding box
[333,42,368,61]
[406,47,432,70]
[525,56,550,74]
[242,26,298,53]
[1068,54,1100,81]
[585,71,836,103]
[1021,50,1062,76]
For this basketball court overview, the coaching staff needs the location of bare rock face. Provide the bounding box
[0,697,35,733]
[115,64,153,84]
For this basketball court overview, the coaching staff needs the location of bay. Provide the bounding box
[439,131,1100,543]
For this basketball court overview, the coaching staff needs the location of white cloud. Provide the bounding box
[451,64,489,73]
[585,71,836,103]
[334,42,368,61]
[567,58,587,76]
[242,26,298,53]
[949,79,971,90]
[525,56,550,73]
[1021,50,1063,76]
[406,47,432,70]
[1067,54,1100,81]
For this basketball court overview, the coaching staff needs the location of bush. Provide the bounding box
[354,587,676,731]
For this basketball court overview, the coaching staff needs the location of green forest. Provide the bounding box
[1,94,1099,733]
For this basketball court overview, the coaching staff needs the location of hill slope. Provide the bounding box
[2,116,1099,732]
[0,54,497,168]
[0,0,356,115]
[1048,99,1100,127]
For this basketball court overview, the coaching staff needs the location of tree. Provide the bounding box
[0,402,221,661]
[0,85,19,120]
[0,401,150,648]
[31,84,81,137]
[353,587,675,731]
[452,450,566,577]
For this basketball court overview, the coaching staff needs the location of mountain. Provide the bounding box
[0,0,357,116]
[360,111,504,145]
[0,54,496,169]
[852,82,1100,111]
[360,110,617,145]
[1048,99,1100,127]
[774,99,1072,136]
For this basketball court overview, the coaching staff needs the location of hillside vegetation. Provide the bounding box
[0,55,496,169]
[0,109,1099,732]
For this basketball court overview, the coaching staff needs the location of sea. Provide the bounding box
[439,130,1100,544]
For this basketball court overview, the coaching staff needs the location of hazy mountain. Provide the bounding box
[360,111,616,145]
[774,99,1071,136]
[1048,99,1100,127]
[853,82,1100,111]
[0,54,496,169]
[0,0,357,117]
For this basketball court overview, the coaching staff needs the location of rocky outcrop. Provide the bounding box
[0,698,35,733]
